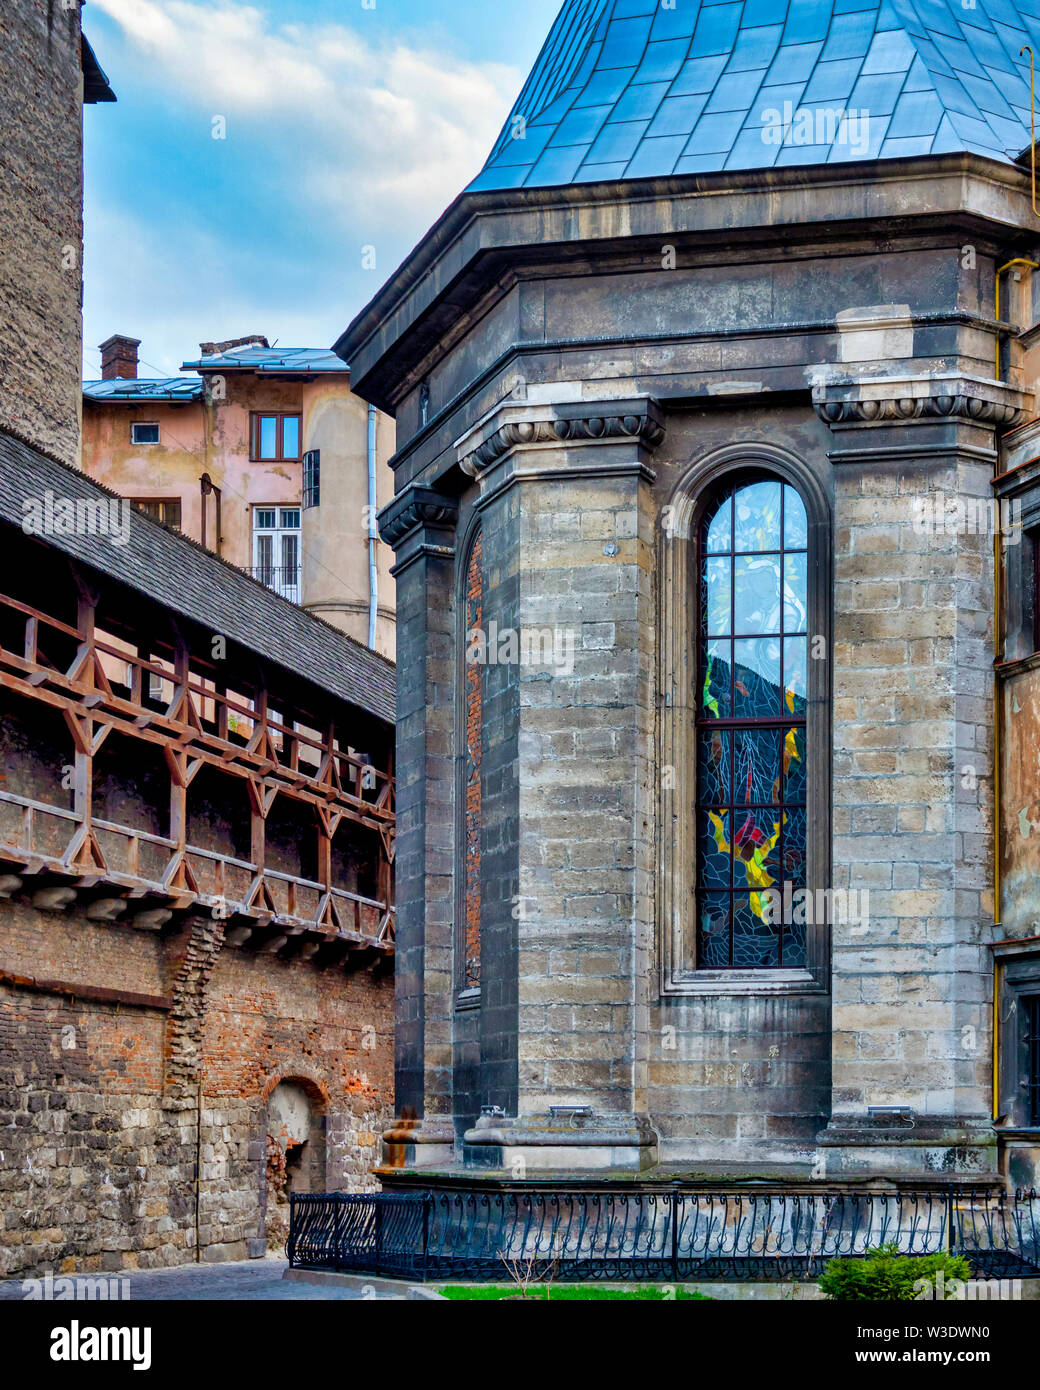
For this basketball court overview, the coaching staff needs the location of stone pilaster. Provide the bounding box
[813,374,1029,1176]
[456,397,665,1170]
[377,486,459,1166]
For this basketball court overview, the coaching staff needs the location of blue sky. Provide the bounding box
[81,0,562,379]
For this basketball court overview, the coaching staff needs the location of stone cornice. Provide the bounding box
[377,485,458,550]
[457,397,666,479]
[813,373,1030,430]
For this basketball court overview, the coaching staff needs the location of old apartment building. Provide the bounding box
[338,0,1040,1192]
[81,337,397,658]
[0,0,396,1277]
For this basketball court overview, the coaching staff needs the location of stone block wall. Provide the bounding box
[829,452,994,1130]
[0,0,84,463]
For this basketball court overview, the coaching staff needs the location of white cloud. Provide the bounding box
[89,0,520,229]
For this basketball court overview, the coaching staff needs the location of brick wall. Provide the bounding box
[0,0,84,463]
[0,901,393,1277]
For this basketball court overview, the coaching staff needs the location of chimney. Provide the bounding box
[99,335,141,380]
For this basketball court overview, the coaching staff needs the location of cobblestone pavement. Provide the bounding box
[0,1259,417,1301]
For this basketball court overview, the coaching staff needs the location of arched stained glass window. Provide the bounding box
[697,476,808,969]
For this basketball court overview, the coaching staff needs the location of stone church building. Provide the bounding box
[338,0,1040,1191]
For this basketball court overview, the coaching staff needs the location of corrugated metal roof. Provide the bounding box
[470,0,1040,191]
[83,378,203,404]
[180,347,349,374]
[0,429,395,726]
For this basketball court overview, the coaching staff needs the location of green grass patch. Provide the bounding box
[438,1284,712,1301]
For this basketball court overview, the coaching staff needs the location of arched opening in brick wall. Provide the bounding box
[264,1077,327,1251]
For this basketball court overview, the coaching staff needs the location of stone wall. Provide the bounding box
[0,0,84,463]
[0,901,393,1279]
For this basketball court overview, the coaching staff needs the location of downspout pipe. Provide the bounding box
[368,405,378,651]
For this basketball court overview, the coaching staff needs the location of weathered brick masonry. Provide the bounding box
[0,906,392,1277]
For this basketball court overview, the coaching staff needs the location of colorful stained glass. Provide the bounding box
[701,638,731,719]
[696,474,809,969]
[782,727,807,805]
[733,728,779,807]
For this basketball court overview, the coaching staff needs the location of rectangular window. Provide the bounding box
[1030,995,1040,1127]
[252,504,301,603]
[303,449,320,508]
[134,498,182,529]
[131,422,160,445]
[250,413,302,462]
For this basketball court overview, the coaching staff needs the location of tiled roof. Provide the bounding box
[181,347,349,374]
[470,0,1040,191]
[0,429,395,725]
[83,378,203,403]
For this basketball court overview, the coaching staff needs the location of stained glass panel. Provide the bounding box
[733,637,781,717]
[696,473,809,969]
[735,554,782,633]
[705,557,732,634]
[733,480,781,552]
[705,492,732,554]
[698,730,730,804]
[701,638,731,718]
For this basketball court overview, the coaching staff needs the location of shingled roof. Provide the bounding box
[470,0,1040,191]
[0,429,395,725]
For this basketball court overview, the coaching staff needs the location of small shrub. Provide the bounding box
[819,1243,973,1300]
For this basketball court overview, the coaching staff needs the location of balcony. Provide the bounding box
[251,565,301,604]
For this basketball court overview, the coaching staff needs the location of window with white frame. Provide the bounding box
[252,506,301,603]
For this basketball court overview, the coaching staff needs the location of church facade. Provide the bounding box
[340,0,1040,1189]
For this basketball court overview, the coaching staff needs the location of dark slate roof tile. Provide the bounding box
[0,429,395,725]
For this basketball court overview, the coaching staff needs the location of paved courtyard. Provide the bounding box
[0,1259,422,1301]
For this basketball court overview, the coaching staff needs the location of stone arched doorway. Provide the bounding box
[265,1079,327,1250]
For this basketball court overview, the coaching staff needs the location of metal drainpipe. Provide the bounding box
[368,405,378,650]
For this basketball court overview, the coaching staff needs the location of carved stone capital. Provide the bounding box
[377,485,459,550]
[457,397,666,478]
[813,373,1030,431]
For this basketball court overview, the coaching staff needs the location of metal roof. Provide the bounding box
[180,347,349,374]
[470,0,1040,191]
[0,428,395,725]
[83,378,203,404]
[82,33,116,105]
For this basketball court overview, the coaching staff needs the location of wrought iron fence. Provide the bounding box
[287,1187,1040,1284]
